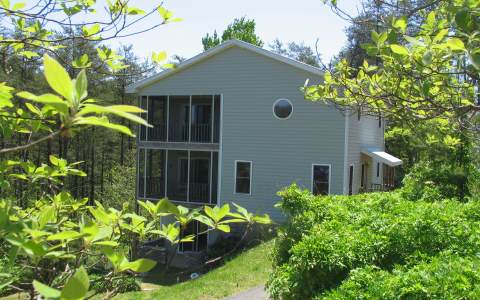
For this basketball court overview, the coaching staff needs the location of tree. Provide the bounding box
[305,0,480,136]
[0,2,271,298]
[270,39,321,67]
[202,17,264,50]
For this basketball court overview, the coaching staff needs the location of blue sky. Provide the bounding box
[112,0,362,63]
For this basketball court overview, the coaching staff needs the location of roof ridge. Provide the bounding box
[126,39,323,93]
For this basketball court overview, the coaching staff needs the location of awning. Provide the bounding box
[361,148,403,167]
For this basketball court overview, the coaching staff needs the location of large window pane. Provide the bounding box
[145,149,166,199]
[189,151,210,203]
[137,148,145,197]
[313,165,330,195]
[235,161,251,194]
[211,152,218,203]
[168,96,190,142]
[139,96,147,141]
[148,96,167,141]
[213,95,221,143]
[166,150,188,201]
[191,96,212,143]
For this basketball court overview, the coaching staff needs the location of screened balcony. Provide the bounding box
[139,95,221,143]
[137,149,218,204]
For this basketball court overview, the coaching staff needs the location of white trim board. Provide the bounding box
[126,39,324,93]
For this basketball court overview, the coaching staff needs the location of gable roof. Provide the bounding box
[126,39,324,93]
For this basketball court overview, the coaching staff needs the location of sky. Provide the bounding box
[111,0,363,63]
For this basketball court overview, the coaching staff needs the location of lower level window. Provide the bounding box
[235,161,252,194]
[312,164,330,195]
[179,220,208,252]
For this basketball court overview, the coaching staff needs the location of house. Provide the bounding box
[127,39,402,252]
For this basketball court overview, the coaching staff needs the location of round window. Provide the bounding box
[273,99,293,119]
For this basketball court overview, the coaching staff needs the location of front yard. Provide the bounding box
[114,240,273,300]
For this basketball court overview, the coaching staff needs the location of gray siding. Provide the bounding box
[346,112,385,194]
[139,46,345,221]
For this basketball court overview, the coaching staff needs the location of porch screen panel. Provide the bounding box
[166,150,188,201]
[148,96,167,141]
[213,95,221,143]
[189,151,210,203]
[191,96,212,143]
[145,149,166,199]
[211,152,219,203]
[137,148,145,197]
[139,96,147,141]
[168,96,190,142]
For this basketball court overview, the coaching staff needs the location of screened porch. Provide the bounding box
[137,149,219,204]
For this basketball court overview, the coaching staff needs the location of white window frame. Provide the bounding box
[272,98,293,120]
[311,164,331,195]
[234,160,252,195]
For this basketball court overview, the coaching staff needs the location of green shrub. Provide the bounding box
[319,254,480,299]
[267,184,480,299]
[401,161,474,201]
[90,273,141,294]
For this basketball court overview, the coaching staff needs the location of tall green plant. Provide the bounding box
[0,55,271,299]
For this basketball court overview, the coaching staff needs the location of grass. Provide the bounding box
[114,240,273,300]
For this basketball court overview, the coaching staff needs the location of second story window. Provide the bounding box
[235,161,252,194]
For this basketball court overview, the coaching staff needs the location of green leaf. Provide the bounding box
[43,54,74,102]
[217,224,230,232]
[60,267,89,300]
[47,230,84,241]
[33,280,61,299]
[447,38,465,51]
[77,104,150,127]
[152,51,167,64]
[120,258,156,273]
[75,69,88,101]
[73,116,133,136]
[422,51,432,65]
[17,92,69,115]
[12,2,25,10]
[393,17,407,33]
[455,8,471,31]
[390,44,409,56]
[38,205,56,229]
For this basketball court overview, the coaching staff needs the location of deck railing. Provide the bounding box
[190,123,211,143]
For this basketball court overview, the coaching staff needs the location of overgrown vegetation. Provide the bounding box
[267,184,480,299]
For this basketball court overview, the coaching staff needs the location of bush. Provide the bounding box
[267,184,480,299]
[320,254,480,299]
[90,273,141,294]
[401,161,476,201]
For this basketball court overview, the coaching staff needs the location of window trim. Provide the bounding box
[272,98,293,120]
[311,164,331,195]
[234,160,252,195]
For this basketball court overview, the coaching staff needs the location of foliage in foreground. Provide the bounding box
[319,254,480,299]
[0,54,271,299]
[266,184,480,299]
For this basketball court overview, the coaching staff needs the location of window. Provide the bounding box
[357,110,361,121]
[378,116,382,128]
[179,220,208,252]
[377,162,380,177]
[312,164,330,195]
[235,161,252,194]
[273,99,293,119]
